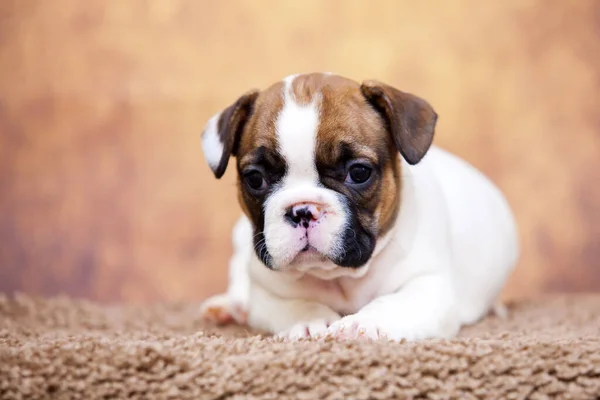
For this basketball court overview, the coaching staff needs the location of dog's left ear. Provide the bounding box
[201,90,260,179]
[361,80,437,165]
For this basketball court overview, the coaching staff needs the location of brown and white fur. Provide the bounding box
[199,73,519,341]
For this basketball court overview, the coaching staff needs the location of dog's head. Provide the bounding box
[201,73,437,277]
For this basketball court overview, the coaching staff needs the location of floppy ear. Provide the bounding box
[201,90,260,178]
[361,80,438,165]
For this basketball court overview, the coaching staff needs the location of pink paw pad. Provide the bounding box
[202,304,234,325]
[200,295,248,326]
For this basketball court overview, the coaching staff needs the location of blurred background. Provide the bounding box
[1,1,599,304]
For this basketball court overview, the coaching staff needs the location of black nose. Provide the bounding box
[284,206,313,228]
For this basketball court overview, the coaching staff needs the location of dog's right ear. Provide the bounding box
[201,90,260,179]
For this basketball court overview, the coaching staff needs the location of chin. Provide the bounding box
[285,247,372,280]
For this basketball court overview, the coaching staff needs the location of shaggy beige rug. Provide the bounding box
[1,293,599,399]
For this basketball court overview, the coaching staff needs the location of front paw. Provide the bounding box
[326,315,389,341]
[276,318,339,341]
[200,294,248,325]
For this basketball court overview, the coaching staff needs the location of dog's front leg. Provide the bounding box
[248,284,341,340]
[327,274,460,341]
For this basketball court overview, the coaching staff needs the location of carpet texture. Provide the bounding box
[1,294,599,400]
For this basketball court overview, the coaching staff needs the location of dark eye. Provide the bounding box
[244,170,267,192]
[346,164,372,185]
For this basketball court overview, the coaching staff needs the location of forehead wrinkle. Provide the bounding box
[317,111,381,165]
[238,151,261,169]
[349,144,379,163]
[239,144,283,169]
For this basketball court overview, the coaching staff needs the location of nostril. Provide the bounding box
[295,208,313,221]
[284,209,301,226]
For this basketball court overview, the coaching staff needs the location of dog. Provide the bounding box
[198,73,519,341]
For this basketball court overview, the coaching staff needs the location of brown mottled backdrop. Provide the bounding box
[0,1,599,303]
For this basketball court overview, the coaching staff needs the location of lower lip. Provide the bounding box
[301,245,319,253]
[295,246,325,261]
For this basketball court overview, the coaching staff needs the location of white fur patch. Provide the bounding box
[276,75,320,183]
[201,112,224,171]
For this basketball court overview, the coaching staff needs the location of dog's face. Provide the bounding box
[201,73,437,275]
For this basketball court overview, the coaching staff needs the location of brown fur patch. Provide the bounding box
[236,81,285,163]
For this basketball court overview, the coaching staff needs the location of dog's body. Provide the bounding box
[200,73,519,341]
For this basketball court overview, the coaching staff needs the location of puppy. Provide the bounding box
[199,73,519,341]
